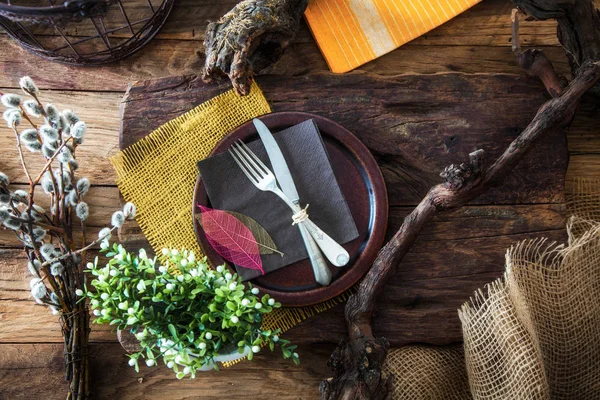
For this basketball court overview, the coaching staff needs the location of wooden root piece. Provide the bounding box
[202,0,308,96]
[321,1,600,399]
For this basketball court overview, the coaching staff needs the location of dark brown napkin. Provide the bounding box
[197,119,359,281]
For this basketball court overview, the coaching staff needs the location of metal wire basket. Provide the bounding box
[0,0,175,65]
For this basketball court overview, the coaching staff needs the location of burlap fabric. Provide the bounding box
[383,180,600,399]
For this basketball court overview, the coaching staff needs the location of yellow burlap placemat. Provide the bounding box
[383,180,600,399]
[111,82,349,366]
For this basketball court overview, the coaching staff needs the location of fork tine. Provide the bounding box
[230,145,263,182]
[236,140,270,175]
[229,149,259,185]
[232,142,267,179]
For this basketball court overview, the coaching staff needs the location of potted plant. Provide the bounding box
[79,243,299,378]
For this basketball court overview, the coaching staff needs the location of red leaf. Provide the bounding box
[198,205,264,274]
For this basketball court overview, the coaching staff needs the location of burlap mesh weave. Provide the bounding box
[383,180,600,399]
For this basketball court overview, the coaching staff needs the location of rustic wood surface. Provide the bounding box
[0,0,598,399]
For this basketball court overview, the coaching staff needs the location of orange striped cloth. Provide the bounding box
[304,0,482,73]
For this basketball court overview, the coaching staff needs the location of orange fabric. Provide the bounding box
[305,0,482,73]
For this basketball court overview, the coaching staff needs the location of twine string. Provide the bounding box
[292,204,310,225]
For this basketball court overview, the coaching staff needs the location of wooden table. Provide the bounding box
[0,1,598,398]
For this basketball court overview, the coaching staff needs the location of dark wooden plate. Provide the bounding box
[193,112,388,307]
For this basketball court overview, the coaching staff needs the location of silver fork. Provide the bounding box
[229,143,350,270]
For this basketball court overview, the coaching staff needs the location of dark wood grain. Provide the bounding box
[119,72,568,346]
[0,342,333,400]
[121,73,568,206]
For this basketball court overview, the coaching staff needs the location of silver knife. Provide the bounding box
[253,119,350,271]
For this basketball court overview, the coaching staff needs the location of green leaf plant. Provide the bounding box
[79,245,299,379]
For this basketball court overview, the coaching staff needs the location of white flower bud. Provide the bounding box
[251,288,259,295]
[75,289,83,296]
[188,252,196,262]
[39,125,59,142]
[180,258,187,267]
[98,274,105,282]
[22,100,42,117]
[272,335,279,342]
[111,211,125,228]
[183,366,191,374]
[72,121,86,139]
[171,249,179,256]
[216,265,225,273]
[254,303,262,310]
[252,345,260,353]
[93,309,101,316]
[76,202,89,220]
[128,307,135,314]
[57,147,73,163]
[241,299,249,306]
[62,109,79,125]
[268,298,275,306]
[228,282,237,290]
[76,178,90,195]
[118,302,127,310]
[100,240,109,250]
[123,202,136,219]
[167,361,175,368]
[30,278,47,299]
[19,128,38,143]
[3,108,21,127]
[293,352,299,358]
[205,332,212,340]
[98,227,111,241]
[1,93,21,108]
[145,359,155,367]
[3,216,20,230]
[161,248,169,256]
[100,293,109,300]
[231,316,239,323]
[158,266,167,274]
[50,262,64,276]
[25,140,42,152]
[225,273,232,280]
[19,76,39,94]
[44,104,59,122]
[42,144,56,159]
[136,280,146,292]
[199,342,206,349]
[128,358,136,367]
[166,283,174,290]
[39,243,56,260]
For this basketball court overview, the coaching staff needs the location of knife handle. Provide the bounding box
[302,219,350,267]
[298,222,332,286]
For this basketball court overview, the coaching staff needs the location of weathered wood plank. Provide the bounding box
[0,342,332,400]
[0,35,571,92]
[0,203,565,344]
[121,73,569,205]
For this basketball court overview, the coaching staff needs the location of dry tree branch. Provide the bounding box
[320,1,600,399]
[202,0,308,95]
